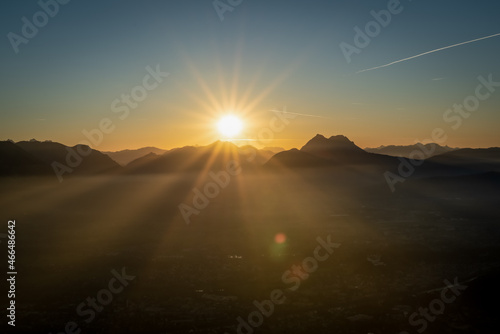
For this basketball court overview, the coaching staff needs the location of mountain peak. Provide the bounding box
[302,134,330,148]
[302,134,360,150]
[313,134,327,140]
[300,134,365,160]
[329,134,351,142]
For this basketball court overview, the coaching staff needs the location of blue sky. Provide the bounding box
[1,0,499,150]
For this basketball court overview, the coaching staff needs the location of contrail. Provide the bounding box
[356,32,500,74]
[269,108,333,120]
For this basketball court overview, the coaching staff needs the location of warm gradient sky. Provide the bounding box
[1,0,499,151]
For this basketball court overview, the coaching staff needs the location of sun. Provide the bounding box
[217,115,243,138]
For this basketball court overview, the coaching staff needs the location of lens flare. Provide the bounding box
[274,233,287,244]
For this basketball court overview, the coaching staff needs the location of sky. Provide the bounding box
[1,0,499,151]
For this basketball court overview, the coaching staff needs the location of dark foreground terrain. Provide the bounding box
[1,169,499,333]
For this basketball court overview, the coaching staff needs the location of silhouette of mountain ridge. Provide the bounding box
[16,140,121,175]
[103,147,168,166]
[0,141,52,175]
[123,141,266,174]
[267,134,396,169]
[365,143,456,158]
[300,134,367,160]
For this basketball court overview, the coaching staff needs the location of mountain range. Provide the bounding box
[0,140,120,177]
[265,134,396,169]
[1,136,499,183]
[365,143,457,158]
[264,135,500,189]
[124,141,274,174]
[103,147,169,166]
